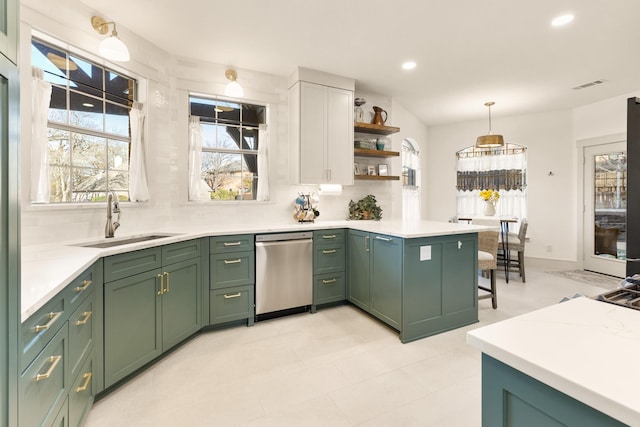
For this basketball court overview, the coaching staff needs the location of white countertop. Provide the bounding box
[467,297,640,426]
[22,219,484,322]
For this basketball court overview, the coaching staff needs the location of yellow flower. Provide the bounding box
[479,189,500,203]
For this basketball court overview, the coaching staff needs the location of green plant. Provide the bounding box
[348,194,382,220]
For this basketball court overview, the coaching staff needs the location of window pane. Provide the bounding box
[109,171,129,192]
[105,102,130,136]
[105,70,134,104]
[49,166,71,203]
[215,101,241,124]
[72,168,106,200]
[31,40,69,86]
[49,86,68,123]
[48,129,70,166]
[108,140,129,171]
[69,55,103,97]
[69,91,104,132]
[241,127,259,150]
[201,123,217,148]
[72,134,107,169]
[218,125,242,150]
[242,104,266,126]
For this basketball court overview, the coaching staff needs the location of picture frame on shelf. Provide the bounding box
[378,164,388,176]
[367,165,376,176]
[354,162,360,175]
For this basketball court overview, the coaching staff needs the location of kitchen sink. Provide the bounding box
[74,234,179,249]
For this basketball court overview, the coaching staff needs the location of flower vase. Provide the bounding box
[483,201,496,216]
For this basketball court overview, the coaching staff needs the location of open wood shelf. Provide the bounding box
[354,148,400,158]
[354,175,400,181]
[354,122,401,135]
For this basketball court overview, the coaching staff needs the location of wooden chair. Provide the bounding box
[478,230,499,309]
[499,219,528,282]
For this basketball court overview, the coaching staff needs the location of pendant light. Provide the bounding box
[91,16,130,62]
[476,101,504,148]
[224,69,244,98]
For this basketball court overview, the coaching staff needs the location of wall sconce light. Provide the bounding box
[91,16,130,62]
[476,101,504,148]
[224,69,244,98]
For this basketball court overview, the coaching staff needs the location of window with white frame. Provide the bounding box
[31,38,136,203]
[189,95,267,201]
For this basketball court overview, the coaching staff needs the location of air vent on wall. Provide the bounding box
[572,79,607,90]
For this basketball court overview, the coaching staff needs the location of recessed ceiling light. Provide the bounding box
[402,61,416,70]
[551,14,574,27]
[82,103,94,108]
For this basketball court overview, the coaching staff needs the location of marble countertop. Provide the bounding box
[22,219,485,322]
[467,297,640,425]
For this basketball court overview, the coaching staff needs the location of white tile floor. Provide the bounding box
[86,265,610,427]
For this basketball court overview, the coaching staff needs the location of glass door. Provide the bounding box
[583,142,626,277]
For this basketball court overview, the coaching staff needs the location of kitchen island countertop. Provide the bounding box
[467,297,640,426]
[22,219,485,321]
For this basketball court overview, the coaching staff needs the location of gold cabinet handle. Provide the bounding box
[157,273,164,295]
[164,272,170,294]
[365,235,370,252]
[35,355,62,382]
[75,372,92,393]
[224,293,242,299]
[74,311,93,326]
[322,234,337,239]
[34,311,62,333]
[223,241,242,246]
[322,278,337,284]
[375,236,392,242]
[322,249,337,254]
[74,279,92,292]
[224,259,242,264]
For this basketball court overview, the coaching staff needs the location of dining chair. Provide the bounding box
[478,230,499,309]
[499,219,528,282]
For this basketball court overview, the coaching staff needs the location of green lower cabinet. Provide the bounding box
[68,355,94,427]
[370,235,402,329]
[161,259,201,349]
[347,230,371,311]
[104,269,162,388]
[482,354,627,427]
[51,397,69,427]
[209,285,254,326]
[313,272,346,306]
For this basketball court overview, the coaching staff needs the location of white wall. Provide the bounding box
[426,109,577,262]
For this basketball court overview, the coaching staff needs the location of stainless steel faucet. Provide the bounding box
[105,191,121,238]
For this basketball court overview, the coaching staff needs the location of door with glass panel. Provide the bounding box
[583,142,626,278]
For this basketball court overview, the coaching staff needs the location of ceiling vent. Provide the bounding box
[572,79,607,90]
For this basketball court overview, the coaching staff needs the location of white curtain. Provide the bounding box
[456,150,527,218]
[188,116,203,201]
[402,139,421,222]
[129,102,150,201]
[31,67,52,203]
[256,124,270,201]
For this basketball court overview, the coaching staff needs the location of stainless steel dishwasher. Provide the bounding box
[255,232,313,318]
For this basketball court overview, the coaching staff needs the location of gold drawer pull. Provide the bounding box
[74,311,93,326]
[322,249,337,254]
[74,279,92,292]
[157,273,164,296]
[35,355,62,382]
[164,272,170,294]
[322,234,337,239]
[224,293,242,299]
[223,241,242,246]
[34,311,62,333]
[375,236,392,242]
[224,259,242,264]
[76,372,93,392]
[322,278,337,284]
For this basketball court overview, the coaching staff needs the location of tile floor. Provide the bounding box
[86,265,610,427]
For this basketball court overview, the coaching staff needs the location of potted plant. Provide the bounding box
[479,189,500,216]
[348,194,382,220]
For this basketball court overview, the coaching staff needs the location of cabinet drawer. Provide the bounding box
[104,247,162,282]
[314,272,346,305]
[210,251,255,289]
[210,234,254,254]
[313,229,345,244]
[19,325,68,427]
[20,292,66,373]
[162,238,201,266]
[68,291,95,381]
[66,263,96,313]
[69,354,95,427]
[209,285,254,325]
[314,244,346,274]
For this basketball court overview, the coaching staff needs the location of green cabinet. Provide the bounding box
[312,229,346,311]
[208,235,255,326]
[0,0,17,63]
[482,354,626,427]
[347,230,402,329]
[103,239,202,388]
[18,262,100,427]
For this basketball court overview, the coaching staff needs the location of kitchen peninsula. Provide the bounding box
[467,297,639,426]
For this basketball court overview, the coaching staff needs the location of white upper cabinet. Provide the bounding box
[289,69,354,185]
[0,0,18,63]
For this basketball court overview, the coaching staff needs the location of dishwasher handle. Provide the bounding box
[255,238,313,248]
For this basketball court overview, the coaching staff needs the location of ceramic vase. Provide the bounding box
[483,201,496,216]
